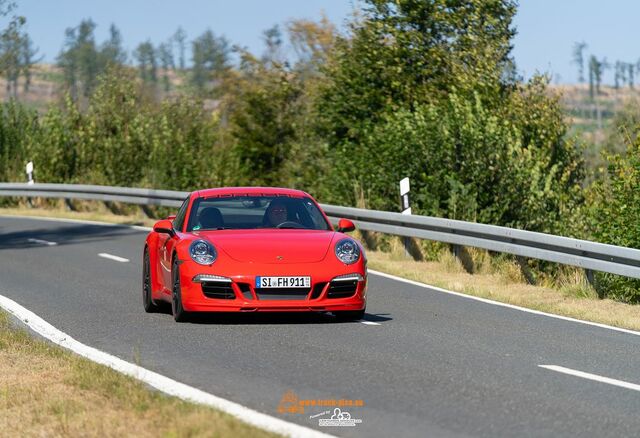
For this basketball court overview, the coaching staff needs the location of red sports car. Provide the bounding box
[143,187,367,322]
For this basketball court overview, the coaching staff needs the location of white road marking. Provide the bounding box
[98,253,130,263]
[0,294,335,438]
[27,238,57,246]
[368,269,640,338]
[359,320,381,326]
[539,365,640,392]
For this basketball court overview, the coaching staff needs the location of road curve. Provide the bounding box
[2,215,640,437]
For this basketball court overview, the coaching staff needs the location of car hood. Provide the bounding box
[192,230,336,264]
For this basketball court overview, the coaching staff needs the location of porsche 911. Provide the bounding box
[142,187,367,322]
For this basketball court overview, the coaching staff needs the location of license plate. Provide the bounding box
[255,276,311,288]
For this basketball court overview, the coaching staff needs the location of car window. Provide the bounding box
[172,197,190,231]
[186,195,331,231]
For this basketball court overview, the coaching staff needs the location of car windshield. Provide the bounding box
[186,195,331,231]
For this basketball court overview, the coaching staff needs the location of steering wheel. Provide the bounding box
[276,221,305,229]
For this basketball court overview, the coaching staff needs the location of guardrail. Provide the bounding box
[2,182,640,280]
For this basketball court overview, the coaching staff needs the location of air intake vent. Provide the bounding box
[255,288,310,300]
[327,280,358,298]
[310,282,327,299]
[237,282,253,300]
[201,282,236,299]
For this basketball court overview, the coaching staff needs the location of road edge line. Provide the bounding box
[0,294,334,438]
[368,269,640,337]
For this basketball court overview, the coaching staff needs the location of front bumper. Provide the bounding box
[178,260,367,313]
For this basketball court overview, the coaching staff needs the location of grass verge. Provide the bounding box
[0,310,280,437]
[365,245,640,332]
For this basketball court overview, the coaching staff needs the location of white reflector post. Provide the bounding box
[399,177,411,215]
[26,161,34,185]
[399,177,411,257]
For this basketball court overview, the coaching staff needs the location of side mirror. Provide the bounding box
[337,218,355,233]
[153,219,175,237]
[165,214,176,220]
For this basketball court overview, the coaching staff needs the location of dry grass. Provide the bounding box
[0,200,157,228]
[0,311,280,437]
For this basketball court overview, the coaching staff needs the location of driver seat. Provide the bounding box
[198,207,224,229]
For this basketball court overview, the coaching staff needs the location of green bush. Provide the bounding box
[591,137,640,302]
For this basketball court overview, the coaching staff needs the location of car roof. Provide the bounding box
[194,187,311,199]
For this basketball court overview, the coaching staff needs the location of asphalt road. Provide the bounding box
[2,215,640,437]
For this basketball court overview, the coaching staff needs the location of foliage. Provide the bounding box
[0,66,237,192]
[57,20,128,99]
[190,29,230,93]
[133,40,157,85]
[313,0,582,235]
[0,1,38,97]
[225,52,303,186]
[591,134,640,302]
[316,0,517,144]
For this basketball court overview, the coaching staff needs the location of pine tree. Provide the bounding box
[157,41,174,92]
[572,41,587,83]
[262,25,283,66]
[190,29,230,92]
[614,61,623,89]
[100,24,127,66]
[133,40,157,84]
[173,27,187,71]
[0,14,25,98]
[20,33,40,93]
[57,19,100,98]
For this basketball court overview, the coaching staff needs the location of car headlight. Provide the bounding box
[189,240,217,265]
[334,238,361,265]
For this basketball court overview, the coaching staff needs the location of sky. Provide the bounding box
[13,0,640,85]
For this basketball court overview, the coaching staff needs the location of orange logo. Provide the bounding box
[278,390,304,414]
[277,390,365,415]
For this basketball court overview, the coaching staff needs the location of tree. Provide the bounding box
[317,0,517,144]
[287,14,336,74]
[592,136,640,302]
[172,27,187,70]
[614,60,624,89]
[20,33,40,93]
[57,19,100,98]
[226,51,303,186]
[133,40,157,85]
[0,14,25,98]
[190,29,230,92]
[261,25,283,67]
[157,41,174,92]
[313,0,584,235]
[628,63,635,89]
[588,55,608,98]
[100,24,127,66]
[572,41,587,83]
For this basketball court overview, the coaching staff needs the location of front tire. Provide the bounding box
[171,258,189,322]
[142,248,160,313]
[334,309,366,321]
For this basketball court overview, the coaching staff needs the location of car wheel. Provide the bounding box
[334,309,366,321]
[171,258,189,322]
[142,248,160,313]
